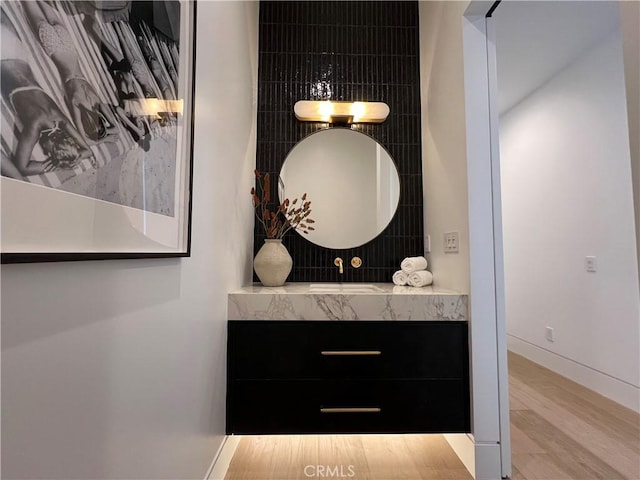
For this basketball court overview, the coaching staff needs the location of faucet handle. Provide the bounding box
[334,257,344,274]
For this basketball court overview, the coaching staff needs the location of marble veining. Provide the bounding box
[228,283,468,321]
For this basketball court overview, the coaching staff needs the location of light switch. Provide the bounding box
[444,232,459,253]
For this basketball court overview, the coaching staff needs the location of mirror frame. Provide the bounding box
[279,126,402,250]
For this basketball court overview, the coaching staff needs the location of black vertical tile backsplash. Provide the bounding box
[255,1,423,282]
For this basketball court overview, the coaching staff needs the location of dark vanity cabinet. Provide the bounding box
[226,321,470,435]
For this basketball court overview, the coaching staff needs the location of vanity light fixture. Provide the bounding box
[294,100,390,124]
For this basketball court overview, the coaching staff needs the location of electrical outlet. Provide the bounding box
[545,326,554,342]
[585,256,597,272]
[444,232,459,253]
[425,234,431,254]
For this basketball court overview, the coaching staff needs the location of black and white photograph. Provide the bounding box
[1,0,195,261]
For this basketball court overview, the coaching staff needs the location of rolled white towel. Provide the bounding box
[408,270,433,287]
[401,256,428,273]
[392,270,408,286]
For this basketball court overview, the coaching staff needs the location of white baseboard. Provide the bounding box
[508,335,640,413]
[444,433,475,479]
[205,435,241,480]
[444,435,506,480]
[473,443,502,480]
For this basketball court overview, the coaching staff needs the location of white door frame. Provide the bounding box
[462,1,511,478]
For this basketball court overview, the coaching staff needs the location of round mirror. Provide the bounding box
[279,128,400,249]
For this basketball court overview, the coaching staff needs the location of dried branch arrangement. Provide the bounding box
[251,170,315,239]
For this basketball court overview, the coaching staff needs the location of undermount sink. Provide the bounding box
[308,283,385,294]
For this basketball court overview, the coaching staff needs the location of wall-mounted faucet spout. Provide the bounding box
[334,257,344,274]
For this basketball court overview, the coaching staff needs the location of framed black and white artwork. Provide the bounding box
[0,0,195,263]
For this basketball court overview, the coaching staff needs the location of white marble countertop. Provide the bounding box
[228,283,468,321]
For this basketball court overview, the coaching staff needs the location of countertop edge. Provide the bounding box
[227,284,468,321]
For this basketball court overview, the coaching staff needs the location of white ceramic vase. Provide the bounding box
[253,239,293,287]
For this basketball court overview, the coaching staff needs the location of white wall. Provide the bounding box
[419,1,470,293]
[500,29,640,408]
[0,2,259,478]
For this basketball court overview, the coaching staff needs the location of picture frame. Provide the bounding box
[1,0,196,263]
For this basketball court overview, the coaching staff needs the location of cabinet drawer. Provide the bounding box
[227,379,470,434]
[228,321,468,380]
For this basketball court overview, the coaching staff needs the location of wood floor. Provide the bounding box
[508,351,639,480]
[224,434,472,480]
[224,352,640,480]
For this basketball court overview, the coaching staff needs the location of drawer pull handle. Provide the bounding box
[321,350,381,356]
[320,407,381,413]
